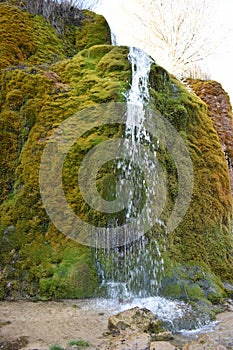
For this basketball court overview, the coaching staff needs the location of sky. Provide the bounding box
[94,0,233,105]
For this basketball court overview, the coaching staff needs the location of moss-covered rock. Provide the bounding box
[149,66,233,284]
[159,263,226,303]
[0,3,233,302]
[0,3,67,68]
[76,10,111,51]
[186,79,233,194]
[0,4,131,299]
[0,4,111,69]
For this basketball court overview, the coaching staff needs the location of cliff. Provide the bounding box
[187,79,233,194]
[0,2,233,303]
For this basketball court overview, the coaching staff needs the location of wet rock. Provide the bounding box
[223,283,233,299]
[220,298,233,311]
[151,331,174,341]
[103,307,167,350]
[159,264,226,306]
[108,307,164,335]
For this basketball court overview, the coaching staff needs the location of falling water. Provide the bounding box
[95,45,165,299]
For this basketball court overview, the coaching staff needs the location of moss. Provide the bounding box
[28,15,66,64]
[0,20,131,299]
[0,4,112,69]
[53,45,131,106]
[0,4,67,68]
[0,4,35,69]
[0,279,6,300]
[37,244,98,300]
[148,66,233,282]
[159,263,226,303]
[76,10,111,52]
[0,3,233,300]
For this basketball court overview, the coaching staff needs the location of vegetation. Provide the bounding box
[50,345,65,350]
[49,338,91,350]
[0,0,92,34]
[126,0,226,78]
[68,339,91,347]
[0,2,232,303]
[0,3,130,300]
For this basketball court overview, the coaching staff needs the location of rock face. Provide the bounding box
[187,79,233,194]
[102,307,170,350]
[108,307,164,335]
[0,3,130,300]
[0,2,233,301]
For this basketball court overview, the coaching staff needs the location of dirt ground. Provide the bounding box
[0,299,233,350]
[0,299,111,349]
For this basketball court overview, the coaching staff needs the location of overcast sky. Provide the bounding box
[95,0,233,105]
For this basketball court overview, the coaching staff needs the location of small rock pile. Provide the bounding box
[98,306,174,350]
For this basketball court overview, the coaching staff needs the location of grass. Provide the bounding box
[50,345,65,350]
[68,339,91,347]
[49,339,92,350]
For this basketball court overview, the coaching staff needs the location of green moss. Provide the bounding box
[38,245,98,300]
[0,4,67,68]
[0,21,131,299]
[49,345,65,350]
[0,5,112,69]
[0,3,232,300]
[76,10,111,52]
[28,15,66,64]
[0,278,6,300]
[159,263,226,303]
[0,4,35,69]
[149,65,233,281]
[68,339,91,347]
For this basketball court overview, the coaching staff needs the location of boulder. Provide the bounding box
[103,332,151,350]
[152,331,174,341]
[108,307,164,335]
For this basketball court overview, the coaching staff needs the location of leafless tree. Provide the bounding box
[124,0,224,78]
[186,63,211,81]
[73,0,101,10]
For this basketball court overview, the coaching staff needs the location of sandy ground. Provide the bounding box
[0,300,112,349]
[1,299,233,350]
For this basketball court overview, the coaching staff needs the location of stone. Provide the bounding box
[108,307,164,335]
[150,341,176,350]
[152,331,174,341]
[181,334,228,350]
[105,332,151,350]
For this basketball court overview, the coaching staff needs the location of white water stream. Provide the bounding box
[95,44,166,299]
[92,8,214,332]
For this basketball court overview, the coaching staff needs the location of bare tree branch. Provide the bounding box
[2,0,100,33]
[126,0,226,78]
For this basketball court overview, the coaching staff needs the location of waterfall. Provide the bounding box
[95,44,165,299]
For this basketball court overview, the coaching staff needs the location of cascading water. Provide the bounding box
[76,3,218,334]
[93,42,214,331]
[95,45,165,299]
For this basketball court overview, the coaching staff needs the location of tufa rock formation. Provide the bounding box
[187,79,233,194]
[0,2,233,304]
